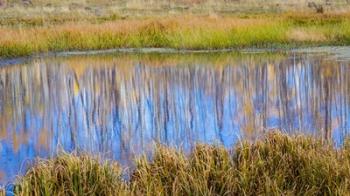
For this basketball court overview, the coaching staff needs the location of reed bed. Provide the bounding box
[13,132,350,195]
[1,14,350,58]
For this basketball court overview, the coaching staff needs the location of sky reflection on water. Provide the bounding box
[0,52,349,184]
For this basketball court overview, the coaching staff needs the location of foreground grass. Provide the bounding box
[12,132,350,195]
[1,13,350,58]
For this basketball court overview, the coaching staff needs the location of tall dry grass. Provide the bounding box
[1,14,350,58]
[13,132,350,195]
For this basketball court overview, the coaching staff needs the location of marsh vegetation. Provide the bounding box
[1,1,350,195]
[12,132,350,195]
[1,1,350,57]
[2,13,350,57]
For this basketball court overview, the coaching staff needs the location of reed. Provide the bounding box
[13,132,350,196]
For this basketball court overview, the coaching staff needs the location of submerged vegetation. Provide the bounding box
[11,132,350,195]
[1,13,350,58]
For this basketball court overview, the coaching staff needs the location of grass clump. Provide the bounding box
[234,133,350,195]
[14,154,128,196]
[13,132,350,195]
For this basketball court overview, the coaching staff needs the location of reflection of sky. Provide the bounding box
[0,53,350,186]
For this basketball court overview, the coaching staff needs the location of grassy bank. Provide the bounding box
[1,13,350,58]
[12,132,350,195]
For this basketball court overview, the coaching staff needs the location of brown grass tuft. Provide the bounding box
[288,28,327,42]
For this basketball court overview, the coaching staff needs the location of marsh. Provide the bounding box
[0,48,349,186]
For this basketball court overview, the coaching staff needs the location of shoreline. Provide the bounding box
[1,46,350,67]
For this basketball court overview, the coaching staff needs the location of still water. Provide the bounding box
[0,50,350,184]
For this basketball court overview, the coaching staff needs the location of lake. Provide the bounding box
[0,48,350,185]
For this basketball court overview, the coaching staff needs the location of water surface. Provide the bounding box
[0,51,350,184]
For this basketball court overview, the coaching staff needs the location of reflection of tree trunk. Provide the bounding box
[324,79,331,141]
[279,65,289,132]
[69,83,76,149]
[242,65,254,139]
[346,68,350,138]
[164,70,169,144]
[293,59,303,131]
[262,64,268,130]
[189,69,195,141]
[337,66,345,141]
[136,84,142,134]
[216,69,224,140]
[189,69,194,130]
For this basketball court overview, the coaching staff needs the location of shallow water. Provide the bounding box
[0,51,350,185]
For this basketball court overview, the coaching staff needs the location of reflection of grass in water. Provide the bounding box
[13,132,350,195]
[39,51,288,69]
[0,171,4,195]
[1,14,350,58]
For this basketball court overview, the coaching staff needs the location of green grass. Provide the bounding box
[13,132,350,195]
[1,14,350,58]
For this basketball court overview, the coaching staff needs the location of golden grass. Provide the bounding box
[0,14,350,58]
[13,132,350,195]
[287,28,327,42]
[14,154,128,196]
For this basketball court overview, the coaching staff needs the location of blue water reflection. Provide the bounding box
[0,52,349,184]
